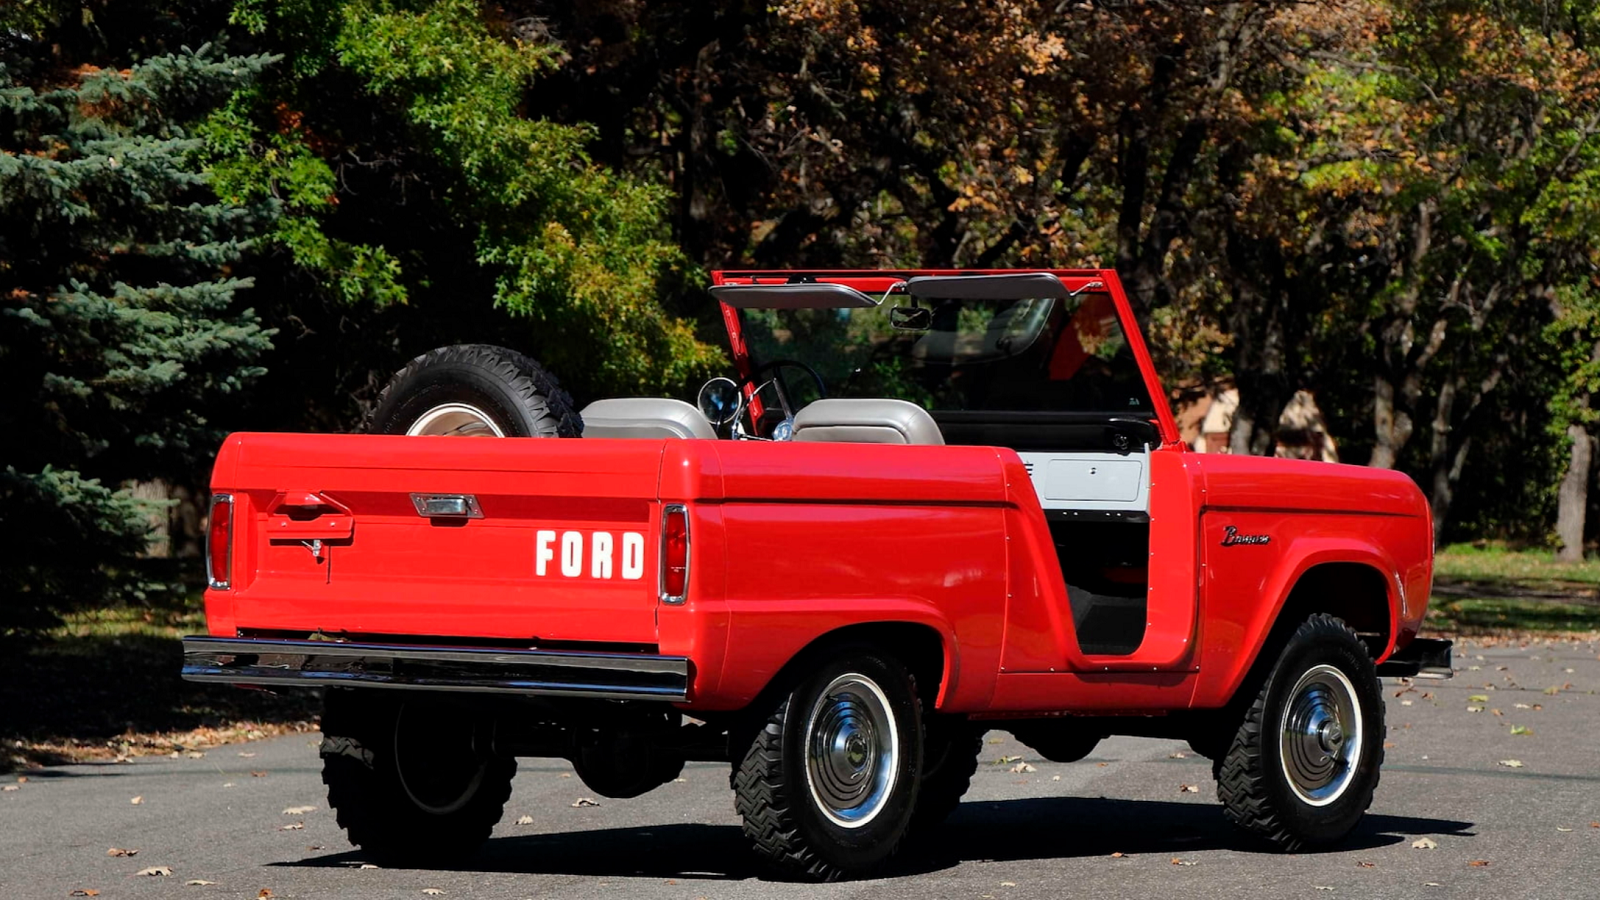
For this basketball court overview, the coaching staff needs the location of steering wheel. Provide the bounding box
[735,359,827,439]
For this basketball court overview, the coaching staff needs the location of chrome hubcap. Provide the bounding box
[804,674,899,828]
[1279,664,1362,806]
[406,403,505,437]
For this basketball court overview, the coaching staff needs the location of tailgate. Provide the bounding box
[209,433,669,645]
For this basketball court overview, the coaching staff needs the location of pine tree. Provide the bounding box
[0,41,279,634]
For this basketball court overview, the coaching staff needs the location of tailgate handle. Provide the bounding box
[267,491,354,540]
[410,493,483,519]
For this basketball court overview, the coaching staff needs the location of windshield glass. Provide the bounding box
[739,291,1154,415]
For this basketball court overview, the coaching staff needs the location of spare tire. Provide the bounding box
[368,344,582,438]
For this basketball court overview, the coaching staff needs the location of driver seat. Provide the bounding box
[792,399,944,445]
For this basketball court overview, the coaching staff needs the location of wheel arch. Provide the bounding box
[753,620,952,715]
[1200,543,1400,709]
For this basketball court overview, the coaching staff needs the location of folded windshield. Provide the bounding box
[740,290,1154,415]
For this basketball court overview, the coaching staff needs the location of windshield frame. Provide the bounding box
[712,268,1180,446]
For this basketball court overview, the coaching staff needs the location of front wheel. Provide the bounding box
[733,650,923,881]
[1216,613,1384,850]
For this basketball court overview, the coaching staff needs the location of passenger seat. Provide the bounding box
[581,398,717,440]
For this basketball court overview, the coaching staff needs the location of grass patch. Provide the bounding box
[1429,544,1600,635]
[1,594,318,772]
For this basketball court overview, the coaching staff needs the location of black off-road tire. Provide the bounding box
[732,650,923,881]
[368,344,582,437]
[907,715,983,837]
[320,691,516,867]
[1215,613,1384,851]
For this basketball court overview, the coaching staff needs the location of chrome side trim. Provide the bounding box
[206,494,233,590]
[180,637,690,702]
[659,503,690,606]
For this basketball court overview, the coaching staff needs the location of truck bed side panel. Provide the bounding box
[688,442,1011,712]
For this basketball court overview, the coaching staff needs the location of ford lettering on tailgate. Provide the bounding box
[535,529,646,580]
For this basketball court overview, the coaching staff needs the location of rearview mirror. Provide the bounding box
[697,377,743,426]
[889,305,933,331]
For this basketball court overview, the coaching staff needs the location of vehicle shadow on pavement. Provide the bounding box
[275,798,1473,881]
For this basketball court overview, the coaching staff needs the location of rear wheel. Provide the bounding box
[733,650,922,881]
[368,344,581,438]
[321,692,515,866]
[1215,613,1384,850]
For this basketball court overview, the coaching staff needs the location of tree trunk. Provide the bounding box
[1369,375,1412,469]
[1556,422,1593,562]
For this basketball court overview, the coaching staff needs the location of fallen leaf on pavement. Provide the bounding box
[130,796,143,805]
[358,864,379,869]
[1314,887,1334,892]
[1000,882,1017,887]
[1468,860,1490,867]
[515,815,534,825]
[423,890,445,896]
[69,891,99,897]
[571,797,599,808]
[1,785,18,792]
[1497,759,1524,768]
[107,848,138,857]
[1558,827,1573,832]
[258,890,274,898]
[1110,852,1126,858]
[280,823,304,831]
[1468,694,1488,702]
[185,880,217,885]
[186,751,205,759]
[1009,762,1036,773]
[1400,700,1413,706]
[1180,784,1200,793]
[238,752,256,758]
[1168,751,1186,759]
[1509,724,1533,736]
[1412,838,1438,850]
[996,755,1021,765]
[250,771,268,778]
[1170,858,1195,866]
[135,866,172,877]
[282,806,315,815]
[1424,882,1442,887]
[1466,706,1484,713]
[1051,775,1061,781]
[1356,861,1375,868]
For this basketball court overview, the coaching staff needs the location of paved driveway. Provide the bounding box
[3,637,1597,900]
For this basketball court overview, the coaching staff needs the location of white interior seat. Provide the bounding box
[792,399,944,445]
[581,398,716,440]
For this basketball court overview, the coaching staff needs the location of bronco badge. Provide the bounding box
[1221,525,1271,546]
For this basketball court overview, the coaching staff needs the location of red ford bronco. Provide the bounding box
[183,269,1450,881]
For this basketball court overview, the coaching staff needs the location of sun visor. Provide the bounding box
[710,282,880,309]
[906,272,1070,300]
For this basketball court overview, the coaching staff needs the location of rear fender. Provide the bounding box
[703,600,964,712]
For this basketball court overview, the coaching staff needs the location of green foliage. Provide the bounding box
[216,0,721,395]
[0,45,276,633]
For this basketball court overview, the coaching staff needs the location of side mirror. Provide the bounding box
[697,377,744,426]
[889,305,933,331]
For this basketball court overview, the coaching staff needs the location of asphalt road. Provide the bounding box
[4,637,1598,900]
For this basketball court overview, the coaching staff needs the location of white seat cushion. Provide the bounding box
[792,399,944,445]
[581,398,716,440]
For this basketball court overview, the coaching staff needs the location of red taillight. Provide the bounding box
[660,504,689,603]
[207,494,234,590]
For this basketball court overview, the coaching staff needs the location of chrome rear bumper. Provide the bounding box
[181,636,689,702]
